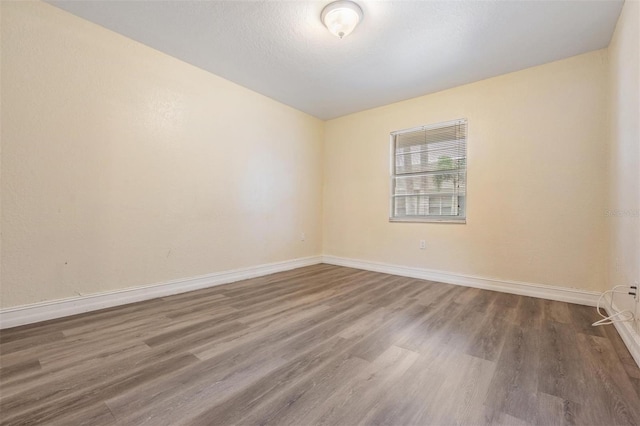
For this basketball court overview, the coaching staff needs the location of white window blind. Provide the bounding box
[390,119,467,223]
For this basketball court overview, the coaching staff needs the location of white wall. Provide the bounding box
[607,0,640,334]
[0,2,324,308]
[323,50,609,292]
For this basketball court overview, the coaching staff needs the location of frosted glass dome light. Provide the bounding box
[321,1,364,39]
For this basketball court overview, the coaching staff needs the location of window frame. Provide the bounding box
[388,118,468,224]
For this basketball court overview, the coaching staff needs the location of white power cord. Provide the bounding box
[592,284,636,327]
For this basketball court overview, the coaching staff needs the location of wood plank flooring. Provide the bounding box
[1,264,639,425]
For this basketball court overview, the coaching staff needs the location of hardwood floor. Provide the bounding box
[1,264,639,425]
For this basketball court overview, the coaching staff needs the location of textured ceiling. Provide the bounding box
[48,0,623,120]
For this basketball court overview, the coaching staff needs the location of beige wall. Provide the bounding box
[0,2,324,308]
[1,1,635,312]
[607,0,640,333]
[323,50,609,292]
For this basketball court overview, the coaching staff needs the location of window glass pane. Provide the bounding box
[390,120,467,221]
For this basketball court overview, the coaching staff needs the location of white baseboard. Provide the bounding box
[0,256,323,329]
[322,255,600,306]
[608,299,640,368]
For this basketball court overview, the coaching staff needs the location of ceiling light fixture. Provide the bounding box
[321,1,363,39]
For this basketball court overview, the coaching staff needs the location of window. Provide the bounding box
[390,119,467,223]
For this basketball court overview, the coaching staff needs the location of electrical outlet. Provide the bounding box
[634,281,639,334]
[300,232,306,241]
[419,240,426,250]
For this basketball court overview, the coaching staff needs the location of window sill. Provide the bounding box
[389,217,466,224]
